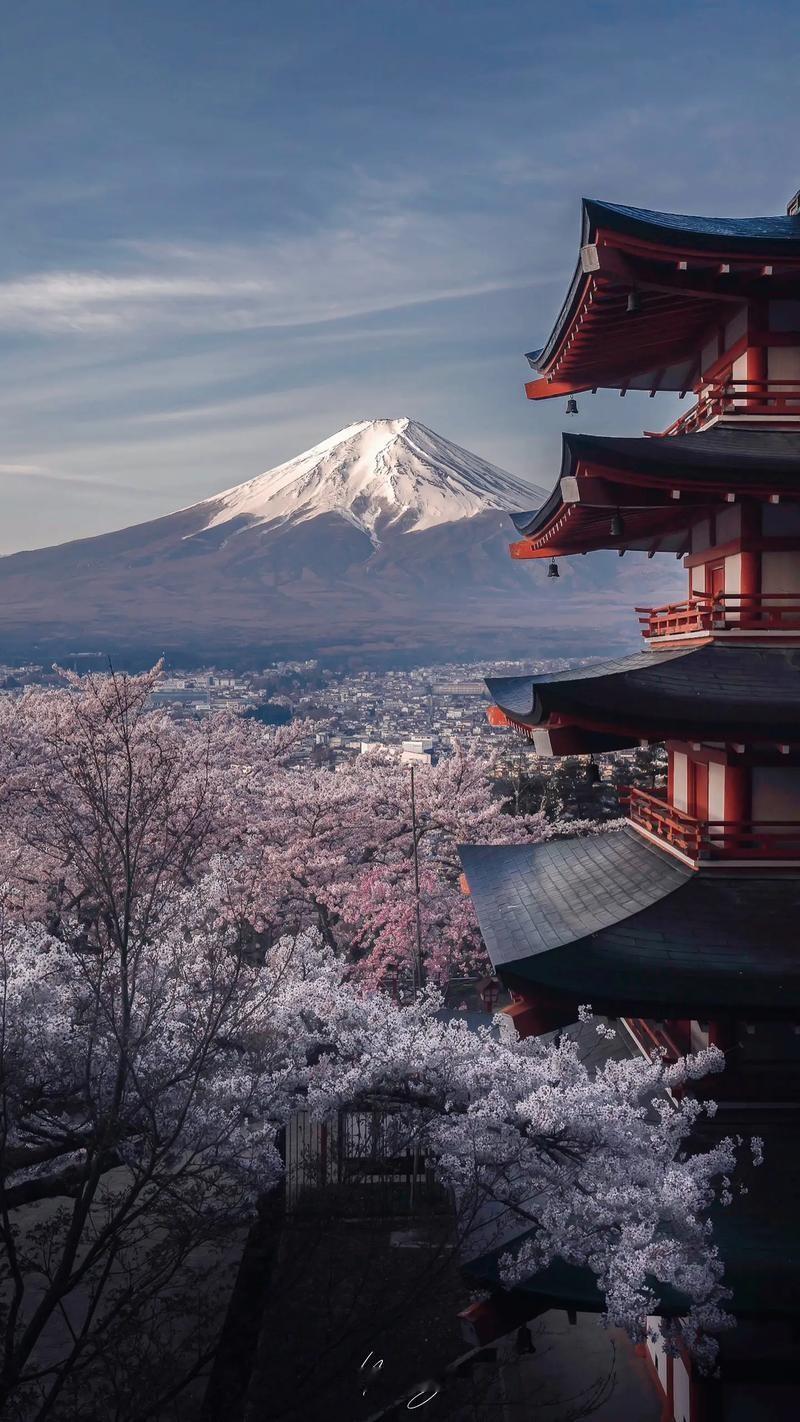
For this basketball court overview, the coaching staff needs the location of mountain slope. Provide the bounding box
[0,418,681,667]
[193,417,544,543]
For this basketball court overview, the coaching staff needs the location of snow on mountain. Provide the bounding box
[0,415,684,666]
[196,417,545,544]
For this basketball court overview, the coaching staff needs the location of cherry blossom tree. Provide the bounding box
[0,887,745,1417]
[0,662,594,990]
[0,667,752,1416]
[0,664,308,944]
[226,740,599,990]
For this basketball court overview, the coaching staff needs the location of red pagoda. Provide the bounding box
[460,196,800,1421]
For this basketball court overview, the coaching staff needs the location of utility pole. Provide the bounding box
[409,764,425,995]
[409,764,425,1212]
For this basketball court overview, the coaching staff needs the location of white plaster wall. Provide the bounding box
[725,307,747,346]
[701,336,718,374]
[731,351,748,383]
[673,1356,691,1422]
[751,767,800,823]
[725,553,742,603]
[645,1316,669,1394]
[761,551,800,596]
[768,345,800,380]
[716,504,741,543]
[691,519,711,554]
[708,762,725,821]
[672,752,688,812]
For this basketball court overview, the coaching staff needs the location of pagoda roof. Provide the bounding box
[526,198,800,398]
[583,199,800,254]
[511,427,800,558]
[458,828,800,1018]
[486,644,800,743]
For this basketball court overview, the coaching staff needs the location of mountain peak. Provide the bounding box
[197,417,544,544]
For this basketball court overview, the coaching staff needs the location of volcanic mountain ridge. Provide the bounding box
[0,417,681,667]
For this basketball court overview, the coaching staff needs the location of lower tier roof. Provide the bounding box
[486,643,800,743]
[510,427,800,557]
[459,828,800,1017]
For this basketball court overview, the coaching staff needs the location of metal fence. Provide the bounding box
[284,1108,434,1213]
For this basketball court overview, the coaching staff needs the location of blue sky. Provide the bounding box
[0,0,798,551]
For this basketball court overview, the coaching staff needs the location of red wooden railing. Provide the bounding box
[636,592,800,640]
[626,787,800,861]
[657,378,800,437]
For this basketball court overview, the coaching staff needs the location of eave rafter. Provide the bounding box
[528,220,800,398]
[511,442,800,558]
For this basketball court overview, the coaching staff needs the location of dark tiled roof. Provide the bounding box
[567,426,800,474]
[486,644,800,739]
[459,828,800,1016]
[510,428,800,541]
[585,198,800,254]
[527,200,800,394]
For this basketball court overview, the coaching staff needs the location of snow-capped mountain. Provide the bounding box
[193,418,544,544]
[0,418,680,666]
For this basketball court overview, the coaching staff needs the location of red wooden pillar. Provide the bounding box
[746,302,768,413]
[724,762,749,823]
[724,760,750,856]
[739,500,761,624]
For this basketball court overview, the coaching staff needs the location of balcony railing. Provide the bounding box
[658,378,800,437]
[636,592,800,640]
[626,787,800,862]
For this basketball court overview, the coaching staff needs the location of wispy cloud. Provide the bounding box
[0,204,542,337]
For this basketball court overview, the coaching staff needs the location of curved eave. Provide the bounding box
[459,830,800,1019]
[510,428,800,555]
[486,645,800,743]
[487,707,639,755]
[528,198,800,396]
[585,198,800,254]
